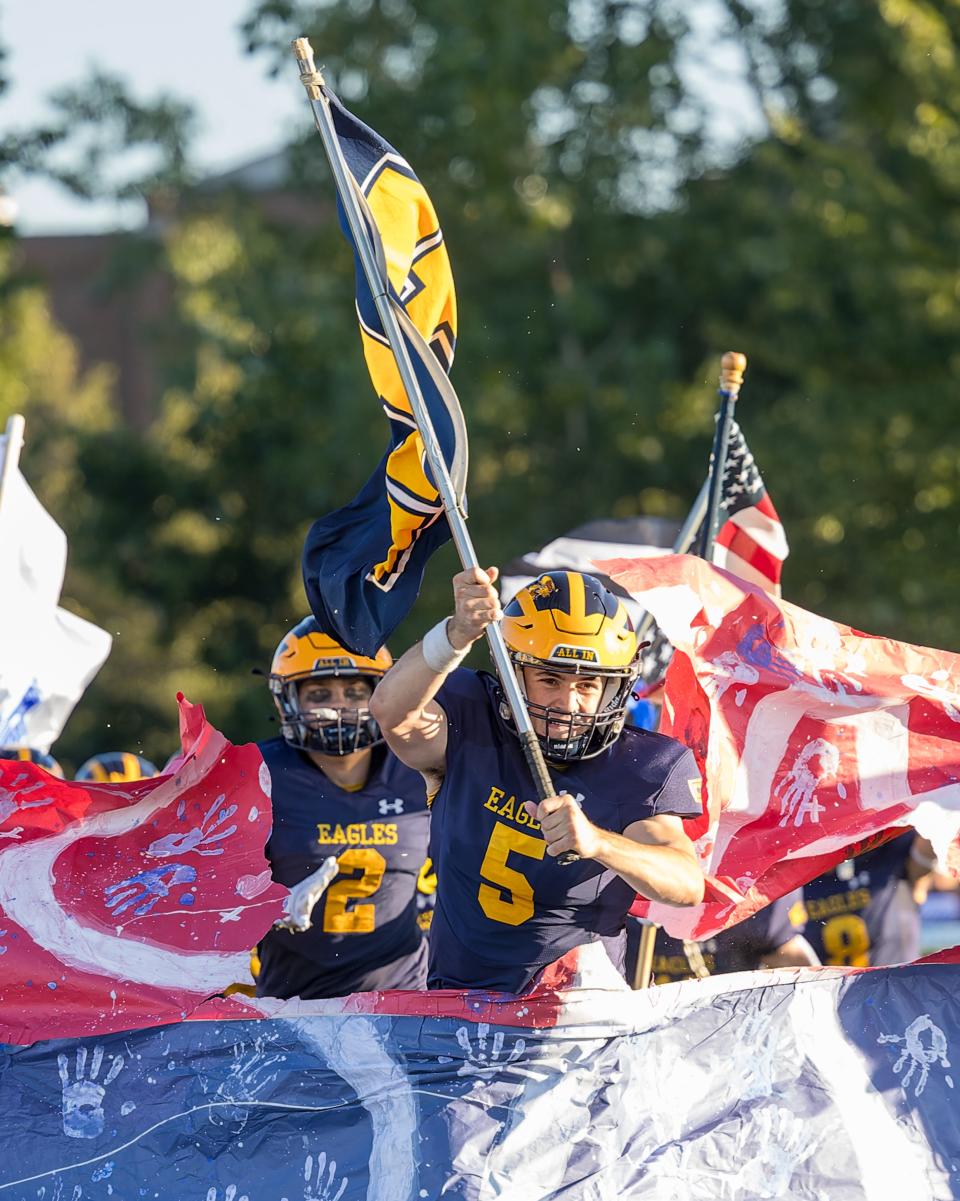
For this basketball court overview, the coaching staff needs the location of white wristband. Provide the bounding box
[422,617,469,675]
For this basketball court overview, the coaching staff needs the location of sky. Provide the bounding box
[0,1,764,235]
[1,0,305,233]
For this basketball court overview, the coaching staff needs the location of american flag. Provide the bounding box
[697,419,788,593]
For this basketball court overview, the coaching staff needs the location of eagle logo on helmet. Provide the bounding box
[529,575,558,601]
[499,571,641,762]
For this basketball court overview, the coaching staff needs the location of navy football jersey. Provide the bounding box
[804,833,917,967]
[256,737,430,998]
[624,889,808,985]
[428,669,702,994]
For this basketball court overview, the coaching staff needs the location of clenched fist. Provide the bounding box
[447,566,502,650]
[523,794,602,860]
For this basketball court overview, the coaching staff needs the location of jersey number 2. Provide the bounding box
[323,848,387,934]
[478,822,546,926]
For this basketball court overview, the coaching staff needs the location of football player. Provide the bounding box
[370,567,705,994]
[75,752,159,782]
[0,747,64,777]
[803,833,936,967]
[255,617,431,999]
[625,889,818,987]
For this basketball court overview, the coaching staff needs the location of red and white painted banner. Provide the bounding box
[0,695,287,1045]
[600,553,960,940]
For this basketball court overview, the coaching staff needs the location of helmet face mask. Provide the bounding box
[271,672,381,756]
[267,618,392,758]
[497,571,641,762]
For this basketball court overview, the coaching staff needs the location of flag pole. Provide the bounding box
[698,353,747,560]
[0,413,25,512]
[291,40,563,825]
[633,356,746,982]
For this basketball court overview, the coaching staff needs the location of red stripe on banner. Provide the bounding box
[716,522,781,584]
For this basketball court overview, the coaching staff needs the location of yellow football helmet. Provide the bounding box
[500,571,641,761]
[75,752,159,783]
[0,746,64,777]
[268,616,392,755]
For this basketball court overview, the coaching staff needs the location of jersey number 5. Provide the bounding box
[323,848,387,934]
[478,821,546,926]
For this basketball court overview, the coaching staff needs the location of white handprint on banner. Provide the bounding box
[455,1023,526,1078]
[36,1182,83,1200]
[205,1188,249,1201]
[733,1106,823,1197]
[705,651,759,707]
[58,1045,124,1139]
[103,862,197,917]
[208,1038,284,1129]
[878,1014,955,1096]
[147,794,238,858]
[775,739,840,828]
[302,1151,349,1201]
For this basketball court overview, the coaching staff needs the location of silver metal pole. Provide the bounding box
[0,413,26,512]
[292,40,559,807]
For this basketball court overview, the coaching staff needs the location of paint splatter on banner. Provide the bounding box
[599,553,960,940]
[0,696,287,1044]
[1,952,959,1199]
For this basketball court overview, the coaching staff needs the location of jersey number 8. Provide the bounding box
[478,821,546,926]
[821,912,870,967]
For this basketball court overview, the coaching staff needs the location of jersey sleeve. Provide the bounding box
[433,668,490,740]
[755,889,807,956]
[650,747,702,819]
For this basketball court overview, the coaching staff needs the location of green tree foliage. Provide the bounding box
[7,0,960,763]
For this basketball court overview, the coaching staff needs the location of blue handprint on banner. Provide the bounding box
[146,794,238,858]
[104,864,197,917]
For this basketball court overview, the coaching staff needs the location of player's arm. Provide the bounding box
[370,565,502,774]
[906,836,937,885]
[523,798,704,906]
[760,935,820,969]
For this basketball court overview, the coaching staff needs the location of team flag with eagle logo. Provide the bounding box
[302,91,467,657]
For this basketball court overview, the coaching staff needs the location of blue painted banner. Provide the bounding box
[2,959,959,1199]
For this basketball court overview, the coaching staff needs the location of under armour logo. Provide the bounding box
[378,797,405,816]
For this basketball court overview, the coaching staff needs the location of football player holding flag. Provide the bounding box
[371,568,705,994]
[255,618,431,999]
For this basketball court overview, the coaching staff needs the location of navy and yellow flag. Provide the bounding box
[302,89,467,656]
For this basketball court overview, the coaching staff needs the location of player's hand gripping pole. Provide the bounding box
[291,39,571,858]
[698,352,747,561]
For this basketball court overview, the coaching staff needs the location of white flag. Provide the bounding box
[0,435,111,753]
